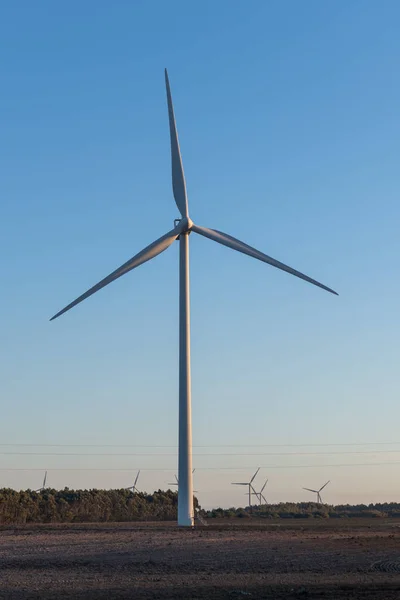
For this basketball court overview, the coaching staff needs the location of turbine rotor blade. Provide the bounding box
[43,472,47,488]
[165,69,188,218]
[50,224,182,321]
[192,224,338,296]
[319,480,330,492]
[250,467,260,484]
[134,470,140,488]
[231,482,248,485]
[260,479,268,493]
[303,488,318,493]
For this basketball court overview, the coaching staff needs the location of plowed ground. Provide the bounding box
[1,520,400,599]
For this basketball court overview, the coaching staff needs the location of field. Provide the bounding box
[1,519,400,599]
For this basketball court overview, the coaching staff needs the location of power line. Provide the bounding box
[1,450,400,456]
[0,440,398,448]
[1,461,400,471]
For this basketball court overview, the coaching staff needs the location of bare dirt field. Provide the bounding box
[1,519,400,599]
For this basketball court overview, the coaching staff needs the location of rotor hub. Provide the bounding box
[176,216,193,232]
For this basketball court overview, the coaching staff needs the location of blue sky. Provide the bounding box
[0,0,399,508]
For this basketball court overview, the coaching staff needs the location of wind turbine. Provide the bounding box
[35,471,47,492]
[167,474,180,488]
[232,468,260,509]
[126,470,140,493]
[50,70,338,527]
[253,478,268,505]
[303,480,330,504]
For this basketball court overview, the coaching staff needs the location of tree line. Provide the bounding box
[1,488,400,524]
[206,502,400,520]
[0,488,200,524]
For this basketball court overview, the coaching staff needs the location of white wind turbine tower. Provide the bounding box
[50,70,338,527]
[232,468,260,509]
[35,471,47,492]
[126,470,140,493]
[303,480,330,504]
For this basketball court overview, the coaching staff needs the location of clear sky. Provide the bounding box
[1,0,399,509]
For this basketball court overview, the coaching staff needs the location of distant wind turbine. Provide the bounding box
[167,474,180,488]
[232,468,260,509]
[126,470,140,493]
[50,70,338,527]
[253,478,268,505]
[303,480,330,504]
[35,471,47,492]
